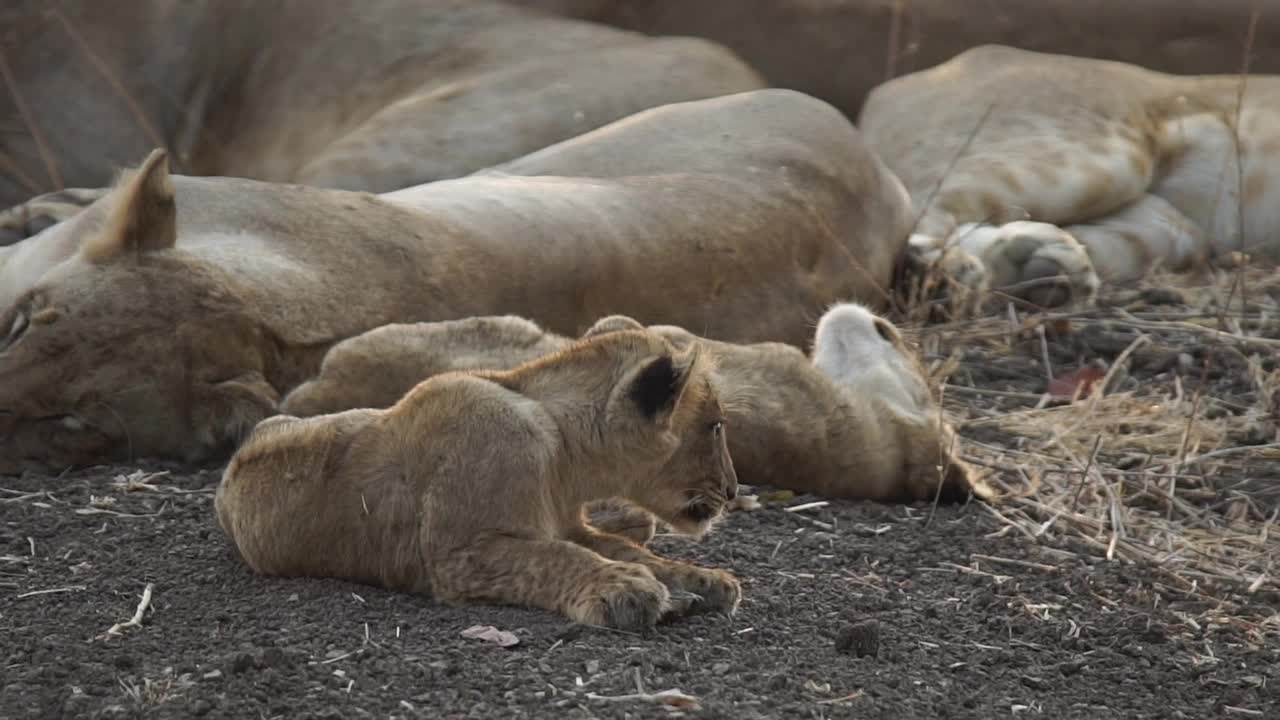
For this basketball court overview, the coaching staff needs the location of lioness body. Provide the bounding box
[525,0,1280,119]
[283,310,980,503]
[0,89,911,474]
[216,329,740,630]
[0,0,762,210]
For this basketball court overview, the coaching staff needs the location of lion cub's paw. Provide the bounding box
[585,499,658,546]
[662,565,741,617]
[572,563,671,633]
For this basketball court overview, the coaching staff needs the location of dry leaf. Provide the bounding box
[461,624,520,648]
[1047,367,1106,400]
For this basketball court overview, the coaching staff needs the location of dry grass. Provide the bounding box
[903,267,1280,597]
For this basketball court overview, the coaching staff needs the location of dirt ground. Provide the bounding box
[3,274,1278,719]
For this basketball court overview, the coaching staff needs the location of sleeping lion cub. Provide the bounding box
[215,328,740,631]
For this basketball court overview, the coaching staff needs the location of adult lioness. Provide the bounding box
[0,0,762,211]
[524,0,1280,119]
[0,89,912,475]
[859,45,1280,308]
[215,328,740,632]
[282,306,983,504]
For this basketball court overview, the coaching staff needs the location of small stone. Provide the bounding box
[260,647,287,668]
[1140,287,1186,306]
[553,624,585,643]
[112,654,136,671]
[229,652,255,675]
[1020,675,1049,690]
[712,662,731,675]
[189,699,213,716]
[585,660,600,675]
[201,670,223,681]
[1057,660,1084,677]
[835,621,881,658]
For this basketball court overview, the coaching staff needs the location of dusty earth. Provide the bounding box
[3,275,1279,720]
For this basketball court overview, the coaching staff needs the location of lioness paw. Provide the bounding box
[964,221,1100,308]
[904,233,989,316]
[572,564,670,633]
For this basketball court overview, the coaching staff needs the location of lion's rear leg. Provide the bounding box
[430,536,674,633]
[1065,193,1210,283]
[907,127,1158,308]
[567,525,740,618]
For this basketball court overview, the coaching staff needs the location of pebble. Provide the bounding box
[835,621,881,658]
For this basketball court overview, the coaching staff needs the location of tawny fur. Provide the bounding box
[214,329,740,632]
[0,0,763,211]
[0,89,912,475]
[283,308,985,504]
[859,45,1280,310]
[526,0,1280,122]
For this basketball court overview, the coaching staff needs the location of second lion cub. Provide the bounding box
[214,329,740,631]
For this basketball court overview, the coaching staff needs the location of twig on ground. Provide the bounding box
[16,585,86,599]
[97,582,155,641]
[585,688,700,709]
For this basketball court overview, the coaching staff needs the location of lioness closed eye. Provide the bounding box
[214,329,740,632]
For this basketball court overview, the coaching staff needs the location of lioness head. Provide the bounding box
[580,326,737,537]
[0,149,277,475]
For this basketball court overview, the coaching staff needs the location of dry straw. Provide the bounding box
[907,266,1279,598]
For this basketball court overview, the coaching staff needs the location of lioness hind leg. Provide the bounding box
[0,187,108,245]
[568,525,740,618]
[1065,193,1210,283]
[431,536,673,633]
[584,498,657,545]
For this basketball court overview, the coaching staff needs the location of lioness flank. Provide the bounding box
[215,329,740,631]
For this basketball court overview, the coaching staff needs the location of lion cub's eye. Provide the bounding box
[1,311,28,350]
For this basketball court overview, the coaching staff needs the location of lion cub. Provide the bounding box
[215,329,740,632]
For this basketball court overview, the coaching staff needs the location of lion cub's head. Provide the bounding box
[574,321,738,537]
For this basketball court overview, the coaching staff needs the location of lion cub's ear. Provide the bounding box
[583,315,646,339]
[627,347,697,424]
[83,148,177,263]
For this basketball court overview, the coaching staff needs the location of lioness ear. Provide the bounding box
[83,148,177,263]
[628,348,696,422]
[583,315,646,339]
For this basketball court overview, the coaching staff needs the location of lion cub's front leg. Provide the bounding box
[432,536,675,633]
[568,525,740,618]
[585,498,657,545]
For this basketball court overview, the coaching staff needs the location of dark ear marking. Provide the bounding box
[873,318,895,343]
[629,354,686,419]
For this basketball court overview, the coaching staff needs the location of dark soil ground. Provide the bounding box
[4,276,1279,720]
[4,470,1277,719]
